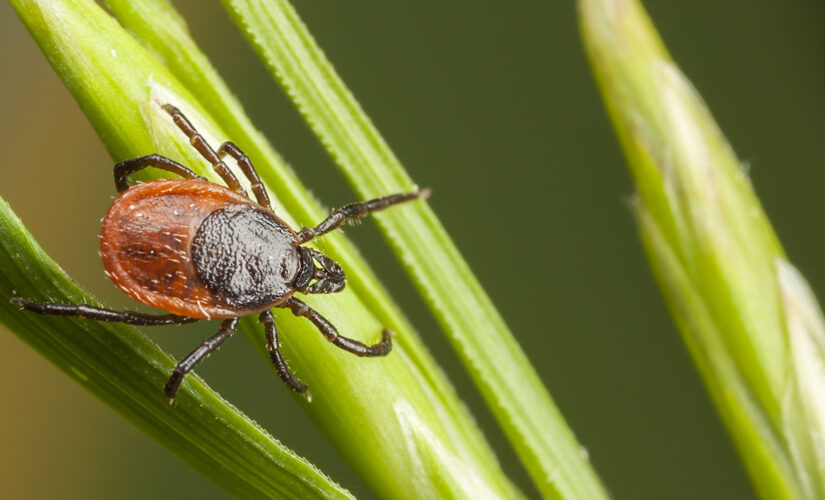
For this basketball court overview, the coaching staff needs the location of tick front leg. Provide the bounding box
[161,104,245,196]
[165,317,240,401]
[297,189,430,243]
[10,298,198,326]
[218,141,272,211]
[260,310,310,399]
[281,297,393,357]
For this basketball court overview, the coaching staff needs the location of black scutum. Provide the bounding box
[192,204,299,309]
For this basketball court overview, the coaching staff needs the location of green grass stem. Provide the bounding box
[217,2,609,498]
[580,0,825,497]
[6,0,521,498]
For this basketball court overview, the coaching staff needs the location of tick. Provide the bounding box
[11,104,427,402]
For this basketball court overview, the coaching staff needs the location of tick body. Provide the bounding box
[101,179,299,319]
[13,104,427,401]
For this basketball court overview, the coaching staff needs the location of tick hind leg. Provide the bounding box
[161,104,246,196]
[281,297,393,357]
[297,189,430,243]
[114,154,206,193]
[10,298,198,325]
[260,310,309,399]
[164,317,240,401]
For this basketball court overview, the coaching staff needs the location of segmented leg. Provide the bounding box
[218,141,272,210]
[297,189,430,243]
[161,104,245,196]
[260,310,309,398]
[281,297,392,357]
[10,298,197,326]
[164,317,240,401]
[113,154,205,193]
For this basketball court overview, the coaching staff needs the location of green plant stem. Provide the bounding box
[579,0,825,498]
[98,3,489,478]
[0,201,351,500]
[219,1,608,499]
[9,0,520,498]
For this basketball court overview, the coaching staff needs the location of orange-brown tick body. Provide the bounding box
[102,179,299,320]
[13,104,426,401]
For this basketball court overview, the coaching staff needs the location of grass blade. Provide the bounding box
[9,0,520,497]
[0,198,351,499]
[579,0,825,497]
[219,1,608,498]
[97,4,488,472]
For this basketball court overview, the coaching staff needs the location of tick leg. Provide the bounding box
[260,310,309,397]
[281,297,392,357]
[218,141,272,210]
[297,190,430,243]
[10,298,198,326]
[165,317,239,401]
[161,104,245,196]
[113,154,206,193]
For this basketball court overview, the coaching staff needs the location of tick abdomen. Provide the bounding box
[100,179,298,319]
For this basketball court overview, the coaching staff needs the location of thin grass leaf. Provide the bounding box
[0,199,351,500]
[218,1,608,499]
[9,0,520,497]
[579,0,825,497]
[98,4,497,482]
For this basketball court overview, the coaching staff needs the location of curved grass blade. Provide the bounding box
[0,195,352,500]
[98,3,496,480]
[219,1,608,498]
[579,0,825,497]
[9,0,521,497]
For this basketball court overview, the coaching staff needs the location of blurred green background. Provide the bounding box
[2,1,824,498]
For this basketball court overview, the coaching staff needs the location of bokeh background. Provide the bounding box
[2,1,824,498]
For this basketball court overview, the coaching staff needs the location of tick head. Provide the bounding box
[292,246,347,294]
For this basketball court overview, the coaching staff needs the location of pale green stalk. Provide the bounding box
[0,196,350,500]
[97,4,492,481]
[579,0,825,498]
[100,0,408,332]
[218,1,608,499]
[8,0,520,498]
